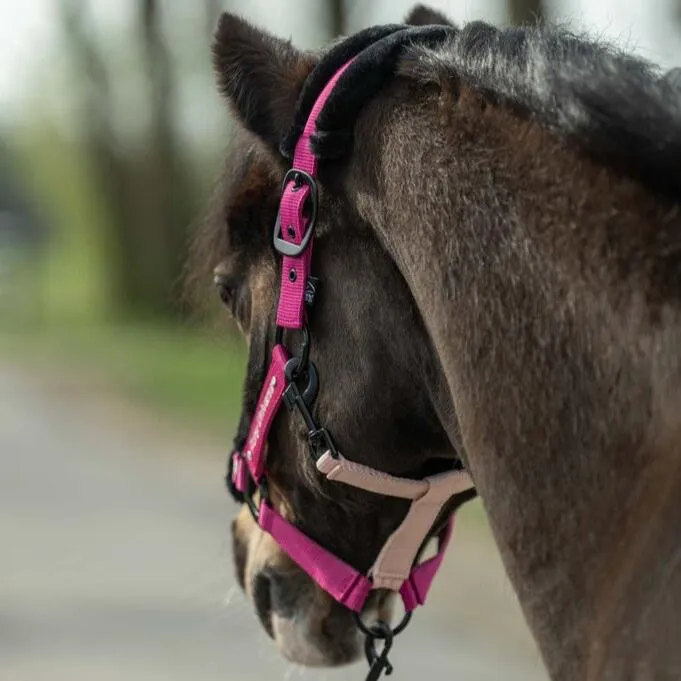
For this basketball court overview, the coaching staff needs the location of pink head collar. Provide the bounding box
[227,41,475,681]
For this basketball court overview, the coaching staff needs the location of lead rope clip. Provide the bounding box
[363,622,394,681]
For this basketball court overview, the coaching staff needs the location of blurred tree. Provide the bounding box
[137,0,195,318]
[59,0,197,320]
[507,0,544,25]
[328,0,347,37]
[205,0,223,34]
[0,141,48,328]
[59,0,135,316]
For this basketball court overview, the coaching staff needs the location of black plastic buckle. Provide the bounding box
[273,169,319,257]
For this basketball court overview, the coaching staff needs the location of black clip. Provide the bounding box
[354,611,412,681]
[363,622,395,681]
[283,358,318,410]
[282,358,339,462]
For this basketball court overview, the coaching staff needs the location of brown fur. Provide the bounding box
[345,75,681,680]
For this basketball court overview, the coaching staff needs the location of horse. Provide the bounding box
[188,5,681,680]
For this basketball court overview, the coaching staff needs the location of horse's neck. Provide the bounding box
[354,89,681,680]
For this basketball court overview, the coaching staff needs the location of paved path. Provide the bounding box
[0,361,548,681]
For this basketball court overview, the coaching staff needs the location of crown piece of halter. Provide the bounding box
[227,23,475,681]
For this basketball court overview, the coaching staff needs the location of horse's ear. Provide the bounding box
[212,13,315,154]
[404,4,456,27]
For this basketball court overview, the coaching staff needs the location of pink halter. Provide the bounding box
[229,56,474,651]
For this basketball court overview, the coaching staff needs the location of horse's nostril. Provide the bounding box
[252,572,275,639]
[268,570,306,618]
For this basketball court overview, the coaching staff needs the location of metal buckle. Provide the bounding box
[273,169,319,257]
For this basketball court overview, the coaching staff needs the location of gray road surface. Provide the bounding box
[0,361,548,681]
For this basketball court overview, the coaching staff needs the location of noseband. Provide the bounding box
[227,25,475,680]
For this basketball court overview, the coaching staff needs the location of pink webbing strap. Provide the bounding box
[317,451,475,608]
[258,500,459,613]
[259,460,472,612]
[400,519,454,610]
[275,60,354,329]
[242,345,289,482]
[259,502,372,612]
[231,451,250,494]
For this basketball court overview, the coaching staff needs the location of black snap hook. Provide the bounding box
[284,357,318,407]
[363,621,394,681]
[353,608,413,681]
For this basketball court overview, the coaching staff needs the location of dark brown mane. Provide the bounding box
[398,22,681,198]
[184,127,279,316]
[274,20,681,200]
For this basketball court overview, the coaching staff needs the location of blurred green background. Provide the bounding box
[1,2,679,680]
[0,0,250,438]
[1,0,680,434]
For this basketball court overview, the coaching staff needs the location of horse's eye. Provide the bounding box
[214,273,239,308]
